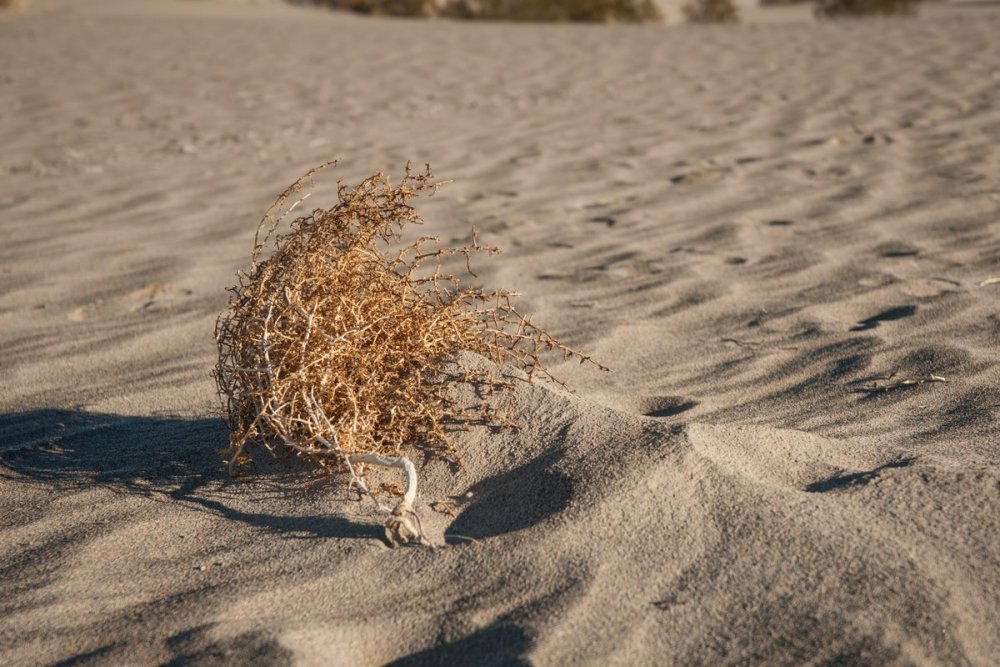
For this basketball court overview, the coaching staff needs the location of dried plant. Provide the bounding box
[215,162,604,545]
[815,0,918,17]
[291,0,661,21]
[287,0,436,16]
[441,0,662,22]
[682,0,739,23]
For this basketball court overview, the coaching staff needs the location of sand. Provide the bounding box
[2,0,1000,664]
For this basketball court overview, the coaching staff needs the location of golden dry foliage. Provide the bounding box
[293,0,661,21]
[814,0,918,17]
[441,0,661,22]
[215,162,602,481]
[682,0,739,23]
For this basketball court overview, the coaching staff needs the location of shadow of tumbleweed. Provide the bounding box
[0,409,383,541]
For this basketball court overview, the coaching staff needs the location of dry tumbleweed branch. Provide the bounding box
[215,162,604,545]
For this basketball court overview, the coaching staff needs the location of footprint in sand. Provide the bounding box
[686,423,911,493]
[594,394,700,419]
[639,396,700,418]
[849,305,917,332]
[861,133,893,145]
[669,168,727,186]
[805,459,913,493]
[902,278,963,298]
[875,242,919,258]
[68,283,193,321]
[588,216,616,227]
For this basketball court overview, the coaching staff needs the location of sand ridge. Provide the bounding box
[2,0,1000,664]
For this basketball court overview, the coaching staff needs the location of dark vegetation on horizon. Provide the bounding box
[815,0,919,17]
[682,0,739,22]
[290,0,436,15]
[761,0,920,15]
[442,0,661,21]
[289,0,919,20]
[290,0,661,21]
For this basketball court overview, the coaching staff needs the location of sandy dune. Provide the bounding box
[2,0,1000,664]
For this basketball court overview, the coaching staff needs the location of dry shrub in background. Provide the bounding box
[288,0,436,16]
[215,163,603,545]
[815,0,918,16]
[290,0,661,21]
[682,0,739,22]
[441,0,661,22]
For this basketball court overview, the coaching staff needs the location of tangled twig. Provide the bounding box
[214,162,605,544]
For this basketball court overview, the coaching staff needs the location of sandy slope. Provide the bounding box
[2,1,1000,664]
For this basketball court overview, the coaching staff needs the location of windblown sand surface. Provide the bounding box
[2,1,1000,664]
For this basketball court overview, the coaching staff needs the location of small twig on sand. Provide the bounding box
[854,373,949,394]
[721,337,762,350]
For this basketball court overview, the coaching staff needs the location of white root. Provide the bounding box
[348,453,429,547]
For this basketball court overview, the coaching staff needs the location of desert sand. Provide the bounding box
[2,0,1000,664]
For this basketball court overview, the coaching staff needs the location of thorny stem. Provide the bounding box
[348,453,418,508]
